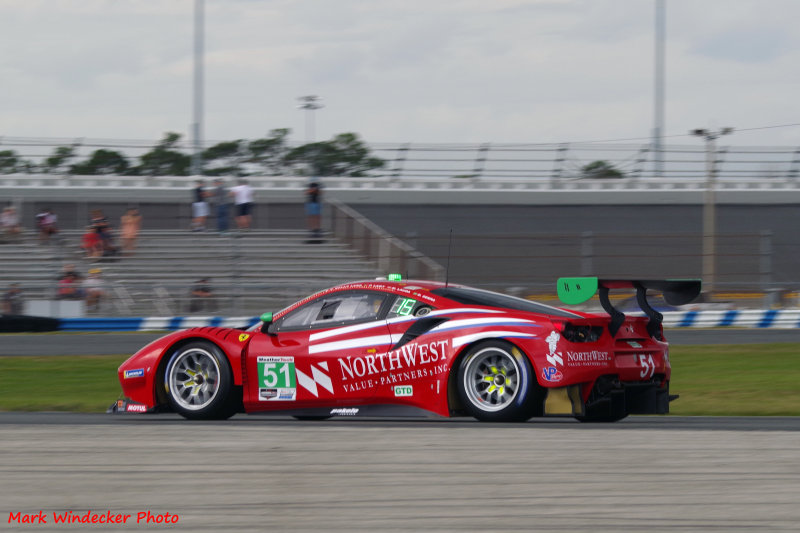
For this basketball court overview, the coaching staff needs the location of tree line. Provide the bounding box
[0,129,385,177]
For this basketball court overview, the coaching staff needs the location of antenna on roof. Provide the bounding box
[445,229,453,287]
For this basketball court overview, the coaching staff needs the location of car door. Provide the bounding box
[244,290,393,412]
[378,295,449,404]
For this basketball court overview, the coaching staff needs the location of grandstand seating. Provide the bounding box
[0,229,380,316]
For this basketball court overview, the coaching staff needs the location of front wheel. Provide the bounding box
[164,341,236,420]
[457,340,543,422]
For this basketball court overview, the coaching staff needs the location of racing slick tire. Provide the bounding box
[164,341,236,420]
[457,340,543,422]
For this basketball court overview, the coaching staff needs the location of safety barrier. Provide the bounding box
[58,316,260,332]
[53,310,800,332]
[662,309,800,329]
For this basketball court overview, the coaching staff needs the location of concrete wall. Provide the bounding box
[4,194,799,291]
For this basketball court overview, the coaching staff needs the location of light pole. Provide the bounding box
[191,0,204,176]
[653,0,665,178]
[297,95,323,142]
[691,127,734,296]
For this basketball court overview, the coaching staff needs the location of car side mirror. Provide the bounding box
[260,312,275,335]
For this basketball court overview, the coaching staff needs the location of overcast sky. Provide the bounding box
[1,0,798,147]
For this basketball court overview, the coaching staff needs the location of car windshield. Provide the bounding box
[431,286,580,318]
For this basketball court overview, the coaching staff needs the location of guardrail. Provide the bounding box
[53,309,800,331]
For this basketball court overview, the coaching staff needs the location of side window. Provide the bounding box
[278,292,388,330]
[387,296,434,319]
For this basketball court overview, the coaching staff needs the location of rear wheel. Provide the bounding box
[164,341,236,420]
[457,340,542,422]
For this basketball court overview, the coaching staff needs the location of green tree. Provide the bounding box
[70,149,130,175]
[247,128,290,176]
[43,146,77,174]
[202,140,245,176]
[137,132,190,176]
[581,160,625,179]
[0,150,20,174]
[284,132,384,177]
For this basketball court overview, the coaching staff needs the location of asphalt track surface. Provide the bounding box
[2,328,800,356]
[2,332,799,531]
[1,413,799,532]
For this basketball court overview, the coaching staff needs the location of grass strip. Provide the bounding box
[669,343,800,416]
[0,344,797,415]
[0,355,127,412]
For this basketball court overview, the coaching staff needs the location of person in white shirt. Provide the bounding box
[229,178,254,230]
[84,268,106,312]
[1,206,21,242]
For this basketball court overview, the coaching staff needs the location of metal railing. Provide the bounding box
[325,198,445,281]
[3,136,800,183]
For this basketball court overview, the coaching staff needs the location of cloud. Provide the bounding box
[0,0,799,147]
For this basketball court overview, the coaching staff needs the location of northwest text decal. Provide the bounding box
[337,339,450,393]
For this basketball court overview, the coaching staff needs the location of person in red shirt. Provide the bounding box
[81,226,103,259]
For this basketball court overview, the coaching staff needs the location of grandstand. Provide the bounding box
[0,229,382,317]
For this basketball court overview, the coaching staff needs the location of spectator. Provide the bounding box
[191,179,209,231]
[120,207,142,254]
[88,209,118,257]
[57,272,82,300]
[81,225,103,259]
[3,283,23,315]
[305,180,323,243]
[1,206,22,243]
[90,209,110,233]
[83,268,106,312]
[230,178,254,230]
[189,278,215,312]
[211,178,230,234]
[36,207,58,244]
[56,264,84,300]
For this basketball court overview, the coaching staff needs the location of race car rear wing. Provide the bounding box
[556,277,702,338]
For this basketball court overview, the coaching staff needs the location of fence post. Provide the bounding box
[581,231,594,276]
[473,143,490,180]
[551,143,569,184]
[760,230,773,307]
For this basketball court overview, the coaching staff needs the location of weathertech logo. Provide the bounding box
[296,361,334,397]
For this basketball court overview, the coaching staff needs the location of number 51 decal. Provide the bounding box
[638,354,656,379]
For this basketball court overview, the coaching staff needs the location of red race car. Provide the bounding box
[111,276,700,422]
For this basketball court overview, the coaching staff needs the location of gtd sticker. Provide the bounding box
[123,369,145,379]
[541,366,563,383]
[257,356,296,401]
[393,385,413,397]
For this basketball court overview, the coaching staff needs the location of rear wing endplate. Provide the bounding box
[557,277,702,338]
